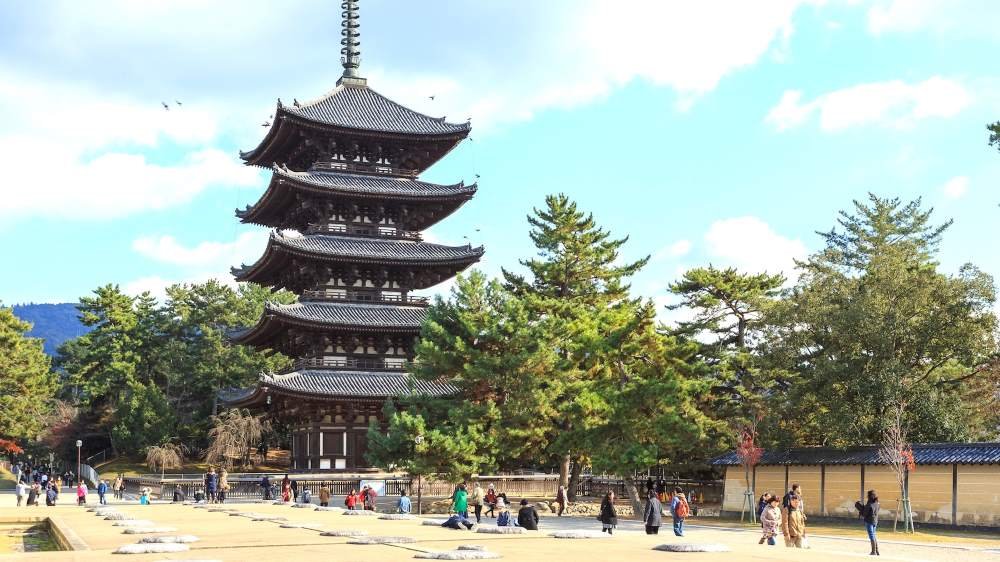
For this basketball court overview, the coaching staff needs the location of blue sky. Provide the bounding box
[1,0,998,322]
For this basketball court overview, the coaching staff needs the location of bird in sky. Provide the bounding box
[175,100,183,106]
[429,95,435,100]
[161,102,169,110]
[262,121,271,127]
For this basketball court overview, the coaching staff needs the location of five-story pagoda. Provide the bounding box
[225,0,481,472]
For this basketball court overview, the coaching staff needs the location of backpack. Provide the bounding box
[675,497,690,518]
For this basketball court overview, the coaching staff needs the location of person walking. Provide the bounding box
[319,484,331,507]
[643,490,663,535]
[16,480,28,507]
[555,485,568,517]
[759,496,782,545]
[280,475,291,502]
[218,470,229,504]
[785,494,807,548]
[76,481,87,506]
[470,483,485,523]
[484,486,498,518]
[453,483,469,519]
[757,492,771,523]
[782,483,802,513]
[260,475,271,500]
[113,475,123,501]
[855,490,880,556]
[97,479,108,505]
[599,491,618,535]
[365,485,378,511]
[27,482,39,506]
[290,478,299,503]
[204,468,218,504]
[517,499,539,530]
[669,487,690,537]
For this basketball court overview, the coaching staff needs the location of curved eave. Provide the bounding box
[240,106,469,170]
[236,171,478,227]
[232,233,485,284]
[230,305,424,349]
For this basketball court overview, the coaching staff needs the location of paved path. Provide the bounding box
[1,498,998,561]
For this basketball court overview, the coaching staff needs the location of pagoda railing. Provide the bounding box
[300,290,429,307]
[294,357,409,371]
[308,223,422,241]
[311,159,418,178]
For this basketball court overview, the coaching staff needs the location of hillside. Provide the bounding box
[11,303,88,356]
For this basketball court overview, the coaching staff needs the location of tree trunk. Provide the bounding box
[416,474,423,516]
[623,476,644,520]
[558,454,571,489]
[567,457,585,501]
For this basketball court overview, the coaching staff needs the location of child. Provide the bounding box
[759,496,782,545]
[345,489,358,510]
[140,487,151,505]
[76,482,87,506]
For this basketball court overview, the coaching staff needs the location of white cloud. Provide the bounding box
[122,273,235,302]
[941,176,969,199]
[653,239,693,261]
[0,67,261,220]
[704,216,807,276]
[132,231,267,268]
[766,77,972,132]
[867,0,1000,36]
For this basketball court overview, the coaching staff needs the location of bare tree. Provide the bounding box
[205,409,271,470]
[145,441,187,480]
[735,417,763,523]
[876,403,915,533]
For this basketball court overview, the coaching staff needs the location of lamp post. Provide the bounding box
[414,435,424,515]
[76,440,83,487]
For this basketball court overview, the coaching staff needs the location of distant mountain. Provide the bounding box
[11,303,89,356]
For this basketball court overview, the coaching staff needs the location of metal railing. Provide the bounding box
[85,448,112,466]
[293,357,408,371]
[299,290,429,307]
[79,464,100,489]
[311,159,418,178]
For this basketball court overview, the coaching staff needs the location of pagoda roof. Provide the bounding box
[222,369,456,407]
[236,168,476,229]
[231,301,426,347]
[286,83,470,136]
[232,232,483,284]
[241,82,471,171]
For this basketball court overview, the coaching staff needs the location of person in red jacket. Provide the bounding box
[345,489,358,510]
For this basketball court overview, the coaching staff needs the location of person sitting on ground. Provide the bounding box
[27,482,40,506]
[759,496,782,546]
[172,484,185,503]
[319,484,331,507]
[496,504,515,527]
[140,487,151,505]
[517,499,539,530]
[441,512,475,530]
[397,492,411,514]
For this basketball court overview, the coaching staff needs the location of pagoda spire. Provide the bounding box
[340,0,361,80]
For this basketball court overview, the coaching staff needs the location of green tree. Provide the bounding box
[366,402,498,513]
[0,304,55,439]
[411,271,557,468]
[772,195,999,445]
[582,300,717,514]
[502,194,649,494]
[668,266,788,442]
[988,120,999,151]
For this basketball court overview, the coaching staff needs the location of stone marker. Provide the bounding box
[414,551,501,560]
[140,535,200,543]
[347,536,418,544]
[476,527,525,534]
[652,544,731,553]
[548,531,610,539]
[379,514,415,520]
[114,542,190,554]
[320,529,369,537]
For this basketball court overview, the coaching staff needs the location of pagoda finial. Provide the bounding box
[340,0,361,79]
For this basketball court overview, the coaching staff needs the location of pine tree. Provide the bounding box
[0,304,55,439]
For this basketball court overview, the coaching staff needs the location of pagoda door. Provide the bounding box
[351,431,368,469]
